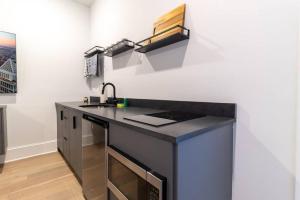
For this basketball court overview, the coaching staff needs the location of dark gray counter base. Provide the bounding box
[109,122,233,200]
[55,99,235,200]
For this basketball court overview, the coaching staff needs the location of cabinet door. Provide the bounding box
[62,108,71,162]
[56,105,64,152]
[70,110,82,181]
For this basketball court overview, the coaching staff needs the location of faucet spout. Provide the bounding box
[102,82,116,100]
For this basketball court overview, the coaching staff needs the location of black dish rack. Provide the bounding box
[104,39,135,57]
[135,25,190,53]
[84,46,105,58]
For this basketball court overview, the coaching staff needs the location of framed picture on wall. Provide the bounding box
[0,31,17,94]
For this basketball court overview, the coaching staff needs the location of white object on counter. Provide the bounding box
[100,94,107,103]
[100,85,107,103]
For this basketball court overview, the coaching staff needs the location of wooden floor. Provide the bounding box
[0,152,85,200]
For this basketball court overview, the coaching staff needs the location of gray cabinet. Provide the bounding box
[56,104,64,153]
[56,105,71,162]
[108,122,233,200]
[62,107,71,162]
[69,109,82,181]
[0,106,6,156]
[56,104,82,182]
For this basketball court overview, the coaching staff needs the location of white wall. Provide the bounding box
[91,0,299,199]
[295,11,300,200]
[0,0,92,161]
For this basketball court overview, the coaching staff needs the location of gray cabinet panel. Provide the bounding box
[62,107,71,162]
[0,107,6,155]
[176,125,233,200]
[70,110,82,181]
[56,105,82,182]
[56,105,64,152]
[109,122,234,200]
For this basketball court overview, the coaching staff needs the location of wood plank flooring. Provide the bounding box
[0,152,85,200]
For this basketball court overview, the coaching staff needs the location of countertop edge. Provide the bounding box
[174,119,235,143]
[55,102,235,144]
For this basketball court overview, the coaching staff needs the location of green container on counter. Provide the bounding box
[123,98,128,107]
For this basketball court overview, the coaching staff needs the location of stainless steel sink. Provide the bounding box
[79,103,116,108]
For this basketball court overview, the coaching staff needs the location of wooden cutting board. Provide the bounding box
[149,4,186,44]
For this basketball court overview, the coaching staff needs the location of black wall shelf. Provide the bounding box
[104,39,135,57]
[135,25,190,53]
[85,46,105,58]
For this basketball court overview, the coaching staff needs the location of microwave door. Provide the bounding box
[107,146,147,200]
[106,146,166,200]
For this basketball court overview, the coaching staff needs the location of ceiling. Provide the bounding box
[73,0,95,6]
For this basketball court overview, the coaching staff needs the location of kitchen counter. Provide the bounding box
[56,99,235,200]
[56,100,235,143]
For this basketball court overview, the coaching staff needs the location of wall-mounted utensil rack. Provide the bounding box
[104,39,135,57]
[85,46,105,58]
[135,25,190,53]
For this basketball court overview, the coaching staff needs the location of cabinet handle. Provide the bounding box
[73,116,76,129]
[60,111,63,120]
[63,137,67,141]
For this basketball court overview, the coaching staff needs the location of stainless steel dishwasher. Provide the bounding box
[82,114,108,200]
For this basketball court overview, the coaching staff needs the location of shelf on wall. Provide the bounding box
[104,39,135,57]
[84,46,105,58]
[135,25,190,53]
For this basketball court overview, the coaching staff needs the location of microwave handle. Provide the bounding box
[106,146,147,180]
[147,172,165,200]
[107,180,129,200]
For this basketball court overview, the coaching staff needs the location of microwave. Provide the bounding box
[106,146,167,200]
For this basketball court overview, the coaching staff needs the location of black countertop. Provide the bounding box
[56,101,235,144]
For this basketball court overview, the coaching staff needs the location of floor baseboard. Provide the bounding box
[2,140,57,163]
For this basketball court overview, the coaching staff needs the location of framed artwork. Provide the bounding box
[0,31,16,93]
